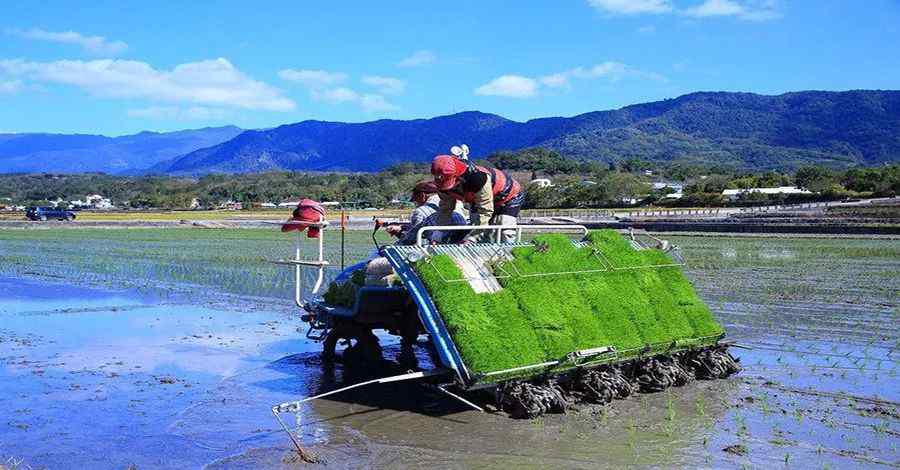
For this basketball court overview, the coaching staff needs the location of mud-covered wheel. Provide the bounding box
[344,329,382,364]
[321,322,382,364]
[322,330,340,360]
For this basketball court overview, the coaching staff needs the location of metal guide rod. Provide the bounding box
[294,230,302,308]
[272,369,447,413]
[427,384,485,412]
[271,369,451,459]
[415,224,589,247]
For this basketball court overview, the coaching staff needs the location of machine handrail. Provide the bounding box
[268,215,328,308]
[414,224,588,247]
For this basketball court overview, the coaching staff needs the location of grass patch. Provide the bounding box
[413,229,725,382]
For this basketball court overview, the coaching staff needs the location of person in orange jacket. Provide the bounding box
[431,154,525,243]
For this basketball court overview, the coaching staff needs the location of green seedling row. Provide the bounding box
[413,230,725,382]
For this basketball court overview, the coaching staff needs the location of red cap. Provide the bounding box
[281,198,326,237]
[431,155,467,191]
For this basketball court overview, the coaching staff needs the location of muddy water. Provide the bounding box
[1,232,898,469]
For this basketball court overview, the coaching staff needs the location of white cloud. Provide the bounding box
[478,62,664,98]
[312,87,397,113]
[672,61,689,72]
[280,70,402,112]
[0,79,23,94]
[277,69,347,88]
[587,0,673,15]
[361,75,406,95]
[9,28,128,56]
[684,0,743,16]
[127,106,229,120]
[398,50,436,68]
[586,0,780,20]
[316,87,359,103]
[540,61,663,89]
[475,75,539,98]
[358,94,398,112]
[683,0,781,20]
[0,58,295,111]
[540,62,632,88]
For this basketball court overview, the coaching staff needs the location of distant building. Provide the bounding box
[86,194,114,209]
[219,200,243,210]
[722,186,812,201]
[652,181,683,192]
[652,181,684,200]
[69,194,114,209]
[530,178,553,188]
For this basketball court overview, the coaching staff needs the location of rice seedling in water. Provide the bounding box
[664,391,677,437]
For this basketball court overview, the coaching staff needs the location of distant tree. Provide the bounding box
[523,186,563,209]
[795,166,836,192]
[602,172,650,202]
[685,175,730,194]
[486,148,578,174]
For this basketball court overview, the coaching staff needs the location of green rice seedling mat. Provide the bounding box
[412,229,725,383]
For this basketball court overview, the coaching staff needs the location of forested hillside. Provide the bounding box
[153,90,900,173]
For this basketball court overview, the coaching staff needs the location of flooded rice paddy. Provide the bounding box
[0,229,897,469]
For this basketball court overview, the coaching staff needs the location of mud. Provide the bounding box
[1,233,898,469]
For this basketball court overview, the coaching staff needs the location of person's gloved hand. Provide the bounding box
[385,225,402,237]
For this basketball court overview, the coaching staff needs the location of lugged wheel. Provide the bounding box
[494,345,740,419]
[321,321,383,364]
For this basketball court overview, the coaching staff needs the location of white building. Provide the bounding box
[652,182,683,192]
[722,186,812,201]
[86,194,114,209]
[529,178,553,188]
[69,194,114,209]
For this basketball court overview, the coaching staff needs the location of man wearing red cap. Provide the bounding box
[431,154,524,243]
[385,180,467,245]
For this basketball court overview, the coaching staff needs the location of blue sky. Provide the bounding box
[1,0,898,135]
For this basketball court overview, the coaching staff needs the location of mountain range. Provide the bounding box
[0,126,243,174]
[2,90,899,175]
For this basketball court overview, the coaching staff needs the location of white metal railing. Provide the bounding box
[269,218,329,308]
[414,224,589,247]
